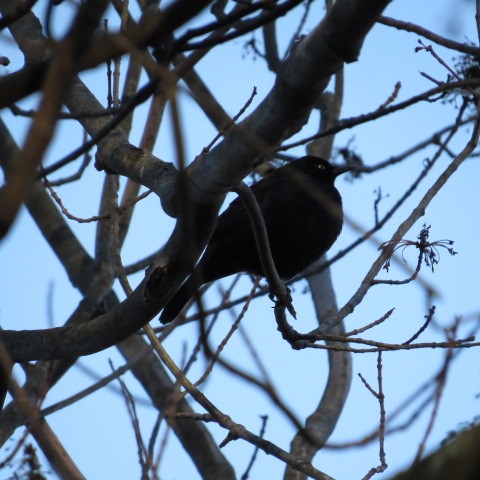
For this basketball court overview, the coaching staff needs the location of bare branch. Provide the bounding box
[378,15,480,57]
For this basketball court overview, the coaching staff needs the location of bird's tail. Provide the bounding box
[159,277,197,324]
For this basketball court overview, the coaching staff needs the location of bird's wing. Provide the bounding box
[210,171,286,241]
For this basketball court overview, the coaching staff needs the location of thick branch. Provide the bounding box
[0,0,214,107]
[0,123,235,479]
[0,0,391,361]
[391,425,480,480]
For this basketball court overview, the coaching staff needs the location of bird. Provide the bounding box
[160,156,352,324]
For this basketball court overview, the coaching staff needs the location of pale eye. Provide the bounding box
[317,164,325,170]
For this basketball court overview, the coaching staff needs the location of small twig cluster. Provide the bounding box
[380,224,457,273]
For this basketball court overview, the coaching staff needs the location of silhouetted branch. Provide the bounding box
[378,15,480,56]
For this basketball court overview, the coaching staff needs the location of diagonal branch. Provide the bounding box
[0,122,236,480]
[0,0,391,361]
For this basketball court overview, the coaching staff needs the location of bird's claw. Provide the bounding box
[269,287,297,319]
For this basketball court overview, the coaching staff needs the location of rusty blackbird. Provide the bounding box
[160,156,352,324]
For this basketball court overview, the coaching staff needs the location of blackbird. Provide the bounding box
[160,156,352,324]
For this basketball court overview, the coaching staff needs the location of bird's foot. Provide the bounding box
[269,287,297,319]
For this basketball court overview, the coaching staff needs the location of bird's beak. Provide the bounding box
[333,165,354,177]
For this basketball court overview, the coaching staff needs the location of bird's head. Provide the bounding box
[293,156,354,182]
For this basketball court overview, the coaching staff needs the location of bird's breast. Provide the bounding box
[265,195,343,279]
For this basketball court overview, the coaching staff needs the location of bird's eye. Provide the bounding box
[317,164,325,170]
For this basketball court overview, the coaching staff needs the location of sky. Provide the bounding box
[1,0,479,479]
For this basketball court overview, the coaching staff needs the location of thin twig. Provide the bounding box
[241,415,268,480]
[378,15,480,56]
[412,320,458,464]
[44,178,151,223]
[281,78,480,152]
[361,352,387,479]
[194,279,260,388]
[317,103,480,334]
